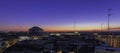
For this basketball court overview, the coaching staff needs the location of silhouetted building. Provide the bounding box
[28,26,44,35]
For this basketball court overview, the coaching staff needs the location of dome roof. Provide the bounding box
[29,26,43,31]
[28,26,44,35]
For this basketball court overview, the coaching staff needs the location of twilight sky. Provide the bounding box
[0,0,120,32]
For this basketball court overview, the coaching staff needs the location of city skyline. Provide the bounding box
[0,0,120,32]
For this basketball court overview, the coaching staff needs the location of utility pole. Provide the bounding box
[101,24,103,33]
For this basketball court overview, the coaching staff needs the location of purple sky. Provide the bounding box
[0,0,120,32]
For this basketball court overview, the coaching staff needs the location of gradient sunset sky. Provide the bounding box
[0,0,120,32]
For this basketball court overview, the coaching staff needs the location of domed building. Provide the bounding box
[28,26,44,35]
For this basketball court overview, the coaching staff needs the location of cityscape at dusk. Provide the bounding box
[0,0,120,32]
[1,0,120,53]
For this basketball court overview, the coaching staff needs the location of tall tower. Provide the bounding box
[107,8,112,45]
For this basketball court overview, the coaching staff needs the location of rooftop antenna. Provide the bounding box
[107,8,112,45]
[74,17,78,33]
[74,17,76,32]
[99,24,103,41]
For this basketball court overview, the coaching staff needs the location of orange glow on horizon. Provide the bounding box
[0,26,120,32]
